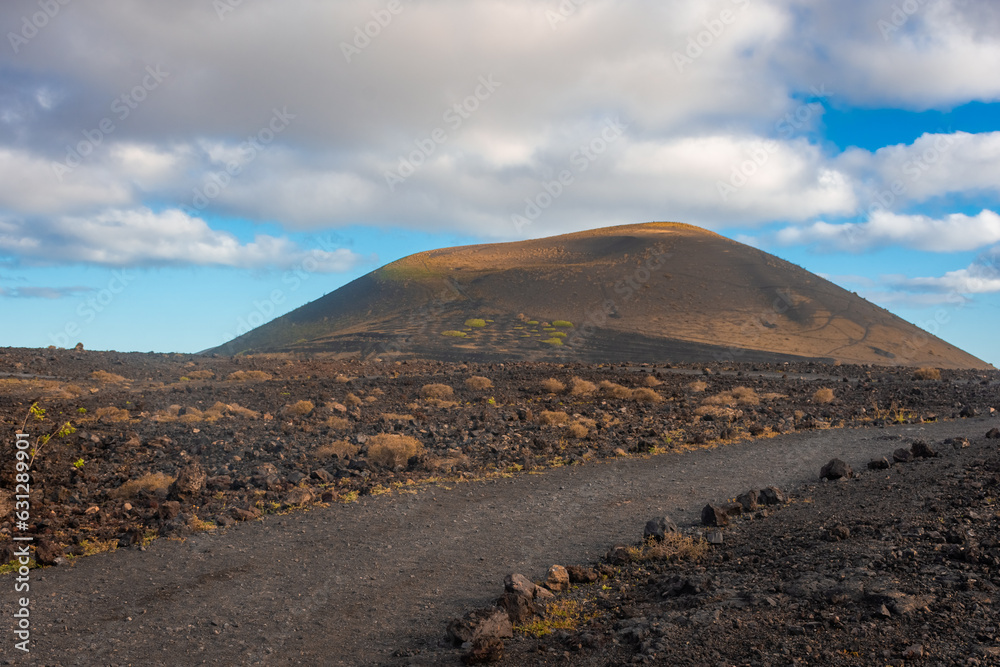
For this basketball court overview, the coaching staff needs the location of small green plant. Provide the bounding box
[516,600,589,637]
[464,318,487,328]
[76,407,87,414]
[441,330,467,338]
[20,403,76,469]
[179,376,191,382]
[72,458,85,469]
[526,320,539,325]
[552,320,573,328]
[487,397,496,406]
[542,338,564,346]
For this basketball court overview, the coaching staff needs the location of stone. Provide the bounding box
[643,516,678,542]
[283,487,313,507]
[34,540,63,566]
[736,489,759,512]
[534,586,555,601]
[158,500,181,521]
[605,545,632,566]
[504,573,536,599]
[820,458,852,481]
[545,564,570,592]
[910,440,938,459]
[960,405,978,418]
[892,448,914,464]
[495,591,537,624]
[706,530,724,545]
[903,644,924,659]
[986,428,1000,439]
[827,524,851,541]
[230,507,260,522]
[310,469,334,483]
[701,504,729,527]
[566,566,599,584]
[447,607,513,646]
[461,638,505,665]
[287,471,306,484]
[168,462,207,501]
[758,487,785,505]
[868,457,891,470]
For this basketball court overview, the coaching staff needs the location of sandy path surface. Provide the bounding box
[16,417,994,665]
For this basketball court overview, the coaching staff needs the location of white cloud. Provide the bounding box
[775,210,1000,252]
[0,208,368,272]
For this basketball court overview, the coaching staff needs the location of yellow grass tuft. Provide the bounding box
[110,472,176,499]
[419,383,454,400]
[367,434,423,468]
[464,376,493,390]
[813,387,835,404]
[538,410,569,426]
[643,375,662,387]
[540,378,566,394]
[314,440,359,459]
[226,370,273,382]
[569,377,597,396]
[688,380,708,392]
[914,367,941,381]
[285,400,315,416]
[598,381,632,399]
[325,416,350,430]
[565,422,589,438]
[630,387,663,403]
[95,406,131,422]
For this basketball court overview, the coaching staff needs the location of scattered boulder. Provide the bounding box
[892,448,914,464]
[158,500,181,521]
[282,487,313,507]
[910,440,938,459]
[545,565,570,592]
[230,506,260,522]
[736,489,759,512]
[758,487,786,505]
[706,530,724,545]
[34,540,63,566]
[566,565,599,584]
[447,607,513,646]
[503,573,536,599]
[960,405,978,418]
[867,457,891,470]
[701,504,729,527]
[827,524,851,541]
[461,638,504,665]
[495,591,536,625]
[310,469,334,483]
[820,458,853,481]
[644,516,678,542]
[605,545,632,566]
[168,462,207,501]
[946,437,971,449]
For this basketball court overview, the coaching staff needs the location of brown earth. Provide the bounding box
[210,222,991,370]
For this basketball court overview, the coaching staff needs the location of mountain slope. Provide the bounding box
[210,222,990,368]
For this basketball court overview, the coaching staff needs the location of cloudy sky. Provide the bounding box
[1,0,998,364]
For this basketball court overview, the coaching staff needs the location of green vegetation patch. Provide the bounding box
[464,318,487,328]
[441,330,468,338]
[526,320,539,325]
[552,320,574,328]
[542,338,564,346]
[550,331,567,338]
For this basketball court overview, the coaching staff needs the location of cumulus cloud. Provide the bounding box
[0,208,368,271]
[775,210,1000,252]
[887,245,1000,294]
[0,0,997,245]
[0,286,94,299]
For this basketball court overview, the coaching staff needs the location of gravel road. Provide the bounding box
[13,417,995,666]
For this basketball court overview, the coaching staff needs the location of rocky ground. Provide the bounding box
[446,427,1000,667]
[0,347,996,573]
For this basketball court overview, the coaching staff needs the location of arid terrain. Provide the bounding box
[0,346,996,665]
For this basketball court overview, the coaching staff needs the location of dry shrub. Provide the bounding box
[226,403,260,419]
[226,370,272,382]
[631,387,663,403]
[694,404,741,421]
[369,387,384,396]
[110,472,175,499]
[381,412,415,421]
[538,410,569,425]
[186,370,215,380]
[367,434,423,468]
[325,416,350,430]
[702,388,758,407]
[598,381,632,399]
[426,453,469,472]
[95,406,131,422]
[419,383,454,400]
[688,380,708,393]
[364,395,378,404]
[569,377,597,396]
[423,398,457,409]
[334,374,352,383]
[565,422,589,438]
[813,387,835,404]
[344,393,363,407]
[761,392,787,401]
[314,440,359,459]
[465,376,493,391]
[643,375,662,387]
[284,400,315,416]
[627,532,708,563]
[91,370,127,383]
[152,405,182,422]
[915,367,941,381]
[540,378,566,394]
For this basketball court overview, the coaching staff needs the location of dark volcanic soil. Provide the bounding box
[0,348,997,664]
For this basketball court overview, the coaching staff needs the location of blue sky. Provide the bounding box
[1,0,998,365]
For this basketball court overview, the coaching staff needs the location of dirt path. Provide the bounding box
[16,417,995,665]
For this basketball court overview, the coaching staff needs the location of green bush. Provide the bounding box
[552,320,574,328]
[542,338,564,346]
[464,319,487,328]
[442,330,468,338]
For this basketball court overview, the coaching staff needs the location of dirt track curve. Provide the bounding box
[13,417,996,666]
